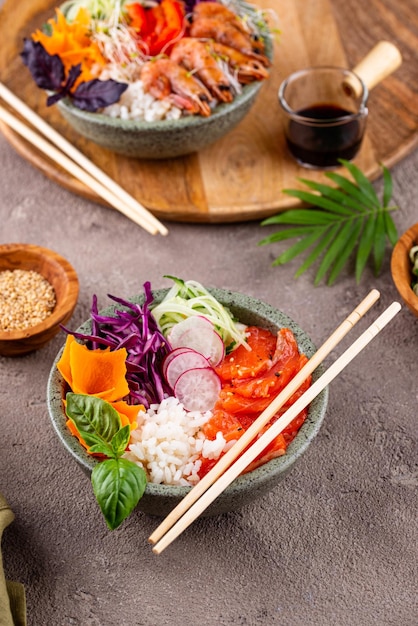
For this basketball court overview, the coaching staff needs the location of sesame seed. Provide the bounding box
[0,269,56,331]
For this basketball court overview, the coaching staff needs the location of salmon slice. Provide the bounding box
[215,326,277,381]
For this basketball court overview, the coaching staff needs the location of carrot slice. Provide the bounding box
[57,334,75,387]
[58,335,129,402]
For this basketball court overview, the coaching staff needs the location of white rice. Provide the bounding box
[124,397,228,486]
[100,64,182,122]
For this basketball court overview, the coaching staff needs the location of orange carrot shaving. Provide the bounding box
[32,8,105,84]
[58,335,144,454]
[57,334,130,402]
[111,400,140,431]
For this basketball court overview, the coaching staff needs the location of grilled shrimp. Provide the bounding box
[209,41,269,83]
[170,38,234,102]
[189,18,269,65]
[190,1,268,62]
[192,1,251,36]
[141,58,212,116]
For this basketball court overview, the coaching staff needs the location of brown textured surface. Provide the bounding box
[0,1,417,624]
[1,126,418,623]
[1,0,418,221]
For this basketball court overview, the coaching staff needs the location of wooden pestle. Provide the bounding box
[343,41,402,97]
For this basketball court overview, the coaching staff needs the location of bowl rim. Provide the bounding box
[391,222,418,315]
[47,287,328,498]
[0,242,79,340]
[58,78,264,130]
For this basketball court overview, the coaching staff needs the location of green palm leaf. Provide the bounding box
[294,224,340,277]
[355,215,375,283]
[259,161,400,285]
[272,229,324,265]
[327,219,363,285]
[382,164,393,207]
[373,210,387,275]
[296,178,365,214]
[258,225,318,245]
[314,219,356,285]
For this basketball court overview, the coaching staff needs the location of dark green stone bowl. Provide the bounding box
[47,289,328,517]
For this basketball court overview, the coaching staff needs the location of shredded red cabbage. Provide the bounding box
[63,282,171,408]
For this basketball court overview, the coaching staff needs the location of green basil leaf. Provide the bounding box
[66,393,121,443]
[75,429,114,457]
[111,425,131,457]
[92,458,147,530]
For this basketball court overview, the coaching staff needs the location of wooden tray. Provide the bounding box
[1,0,418,223]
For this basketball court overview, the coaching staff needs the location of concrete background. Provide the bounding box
[0,43,417,626]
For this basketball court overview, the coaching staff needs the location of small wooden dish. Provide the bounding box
[391,223,418,318]
[0,243,79,356]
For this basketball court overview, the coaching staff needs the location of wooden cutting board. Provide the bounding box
[0,0,417,223]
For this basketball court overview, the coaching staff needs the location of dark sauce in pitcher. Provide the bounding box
[286,103,363,168]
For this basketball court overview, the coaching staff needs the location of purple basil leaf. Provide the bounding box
[21,39,64,91]
[47,63,82,106]
[71,79,128,112]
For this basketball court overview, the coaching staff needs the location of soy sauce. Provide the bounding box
[285,103,364,168]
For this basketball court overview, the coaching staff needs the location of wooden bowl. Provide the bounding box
[0,243,79,356]
[391,223,418,318]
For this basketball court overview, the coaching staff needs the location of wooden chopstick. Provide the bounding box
[149,288,380,546]
[151,299,401,554]
[0,83,168,236]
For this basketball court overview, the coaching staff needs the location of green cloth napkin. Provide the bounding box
[0,494,26,626]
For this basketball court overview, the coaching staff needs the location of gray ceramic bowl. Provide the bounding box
[56,5,273,160]
[47,288,328,517]
[57,79,266,159]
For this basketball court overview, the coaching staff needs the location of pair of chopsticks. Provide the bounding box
[0,82,167,236]
[149,290,401,554]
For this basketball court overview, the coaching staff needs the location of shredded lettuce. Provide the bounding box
[151,276,249,353]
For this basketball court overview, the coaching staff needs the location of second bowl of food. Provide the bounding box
[47,278,328,526]
[391,222,418,317]
[24,0,272,159]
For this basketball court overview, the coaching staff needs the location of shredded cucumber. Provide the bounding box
[60,0,129,21]
[151,276,250,353]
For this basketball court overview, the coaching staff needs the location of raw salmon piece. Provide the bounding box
[215,326,277,381]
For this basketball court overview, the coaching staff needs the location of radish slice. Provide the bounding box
[167,315,214,348]
[174,367,221,412]
[162,347,195,379]
[173,325,225,366]
[165,350,211,389]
